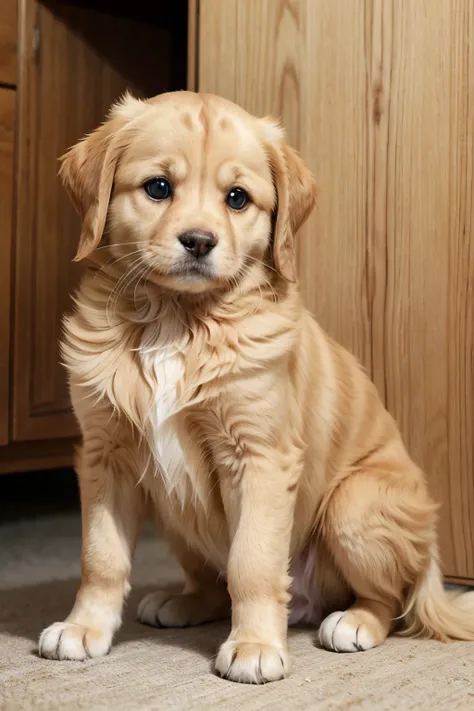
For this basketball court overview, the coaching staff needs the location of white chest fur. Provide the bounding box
[139,334,189,501]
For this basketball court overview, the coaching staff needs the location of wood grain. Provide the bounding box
[198,0,239,101]
[377,0,474,578]
[445,0,474,581]
[199,0,302,156]
[0,88,15,446]
[198,0,372,365]
[0,0,17,86]
[195,0,474,579]
[187,0,199,91]
[302,0,372,366]
[13,0,187,442]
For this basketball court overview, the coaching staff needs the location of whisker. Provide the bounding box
[93,249,147,281]
[133,260,159,310]
[105,256,146,324]
[243,254,279,276]
[94,241,147,252]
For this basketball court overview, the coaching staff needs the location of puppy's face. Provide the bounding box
[109,95,276,293]
[61,92,317,294]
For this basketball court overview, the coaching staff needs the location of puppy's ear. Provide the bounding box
[60,93,146,261]
[261,119,318,282]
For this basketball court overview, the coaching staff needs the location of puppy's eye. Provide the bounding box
[144,177,172,201]
[226,187,249,211]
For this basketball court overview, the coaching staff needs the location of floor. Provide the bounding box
[1,471,474,711]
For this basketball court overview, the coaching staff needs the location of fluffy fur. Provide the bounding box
[39,91,474,683]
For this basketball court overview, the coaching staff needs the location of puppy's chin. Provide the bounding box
[158,275,219,294]
[147,264,224,295]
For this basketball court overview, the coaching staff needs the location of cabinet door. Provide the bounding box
[196,0,474,581]
[13,0,185,441]
[0,89,15,446]
[0,0,17,85]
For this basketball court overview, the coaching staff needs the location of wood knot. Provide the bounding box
[373,83,383,125]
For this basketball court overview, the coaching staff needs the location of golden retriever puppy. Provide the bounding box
[39,91,474,683]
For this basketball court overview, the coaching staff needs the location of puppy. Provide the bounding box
[39,92,474,683]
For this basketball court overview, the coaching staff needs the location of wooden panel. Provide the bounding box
[198,0,371,365]
[374,0,474,578]
[199,0,304,143]
[196,0,474,579]
[302,1,371,366]
[198,0,239,100]
[13,0,186,441]
[0,0,17,85]
[0,88,15,446]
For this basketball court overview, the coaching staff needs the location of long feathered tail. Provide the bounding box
[401,547,474,642]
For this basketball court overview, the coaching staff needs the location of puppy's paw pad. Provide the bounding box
[215,640,288,684]
[39,622,112,661]
[318,611,378,653]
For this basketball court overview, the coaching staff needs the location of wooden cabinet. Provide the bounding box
[0,89,15,446]
[13,0,81,440]
[0,1,17,447]
[13,0,179,441]
[0,0,17,85]
[0,0,188,469]
[195,0,474,582]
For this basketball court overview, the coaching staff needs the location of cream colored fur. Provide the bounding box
[38,92,474,683]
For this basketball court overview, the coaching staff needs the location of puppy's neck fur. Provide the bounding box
[64,259,302,429]
[87,248,294,326]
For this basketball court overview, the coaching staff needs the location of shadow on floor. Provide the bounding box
[0,578,229,662]
[0,576,317,668]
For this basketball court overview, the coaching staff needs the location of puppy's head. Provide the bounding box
[61,91,317,293]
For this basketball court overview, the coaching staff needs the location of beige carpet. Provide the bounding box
[1,513,474,711]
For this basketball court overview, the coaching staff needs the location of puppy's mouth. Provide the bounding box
[171,258,216,281]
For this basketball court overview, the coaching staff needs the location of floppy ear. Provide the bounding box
[263,121,318,282]
[59,93,146,261]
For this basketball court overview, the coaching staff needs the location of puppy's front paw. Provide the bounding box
[137,589,229,628]
[318,610,380,652]
[215,640,288,684]
[39,622,112,661]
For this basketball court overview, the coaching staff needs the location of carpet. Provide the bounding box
[1,512,474,710]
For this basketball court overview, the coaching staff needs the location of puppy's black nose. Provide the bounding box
[178,230,217,259]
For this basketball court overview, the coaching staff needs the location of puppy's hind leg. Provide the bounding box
[317,466,437,652]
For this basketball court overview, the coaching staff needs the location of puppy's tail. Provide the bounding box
[401,547,474,642]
